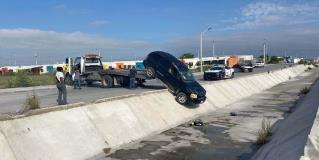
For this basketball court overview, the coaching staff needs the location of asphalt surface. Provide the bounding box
[0,64,291,114]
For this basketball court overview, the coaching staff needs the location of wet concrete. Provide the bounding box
[104,124,255,160]
[90,68,319,160]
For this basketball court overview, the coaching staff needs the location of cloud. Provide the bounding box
[0,28,154,65]
[89,20,109,27]
[161,27,319,58]
[0,28,150,49]
[223,2,319,30]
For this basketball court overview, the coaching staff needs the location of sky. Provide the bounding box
[0,0,318,65]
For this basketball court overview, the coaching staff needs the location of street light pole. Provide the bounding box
[200,26,212,73]
[200,32,203,72]
[34,53,38,65]
[263,39,266,64]
[213,40,215,57]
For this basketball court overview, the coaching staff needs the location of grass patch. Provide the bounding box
[21,90,41,113]
[299,86,310,96]
[255,119,272,145]
[0,72,56,89]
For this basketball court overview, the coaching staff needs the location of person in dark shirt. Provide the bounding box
[129,67,137,89]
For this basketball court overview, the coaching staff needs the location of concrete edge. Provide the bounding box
[0,65,308,122]
[0,102,85,121]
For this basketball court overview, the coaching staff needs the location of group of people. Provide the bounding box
[55,67,137,105]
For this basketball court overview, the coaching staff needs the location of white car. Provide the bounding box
[204,66,235,80]
[254,61,265,68]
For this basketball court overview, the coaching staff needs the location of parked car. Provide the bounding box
[204,65,234,80]
[254,61,265,68]
[233,64,254,72]
[143,51,206,105]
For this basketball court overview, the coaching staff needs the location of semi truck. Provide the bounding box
[64,54,152,88]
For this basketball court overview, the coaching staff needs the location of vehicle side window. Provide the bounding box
[168,66,179,78]
[74,58,80,65]
[74,57,81,69]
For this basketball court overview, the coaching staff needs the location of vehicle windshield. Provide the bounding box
[85,58,99,63]
[210,67,223,70]
[179,69,195,81]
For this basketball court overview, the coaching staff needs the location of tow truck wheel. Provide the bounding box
[65,74,73,85]
[145,67,155,78]
[176,92,188,105]
[101,75,113,88]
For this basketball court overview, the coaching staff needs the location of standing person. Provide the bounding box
[73,69,81,89]
[129,67,137,89]
[56,67,67,105]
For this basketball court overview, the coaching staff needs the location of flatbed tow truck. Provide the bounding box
[64,54,153,88]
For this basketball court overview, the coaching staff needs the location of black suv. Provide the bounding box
[143,51,206,105]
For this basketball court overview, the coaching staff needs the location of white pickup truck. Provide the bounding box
[204,66,235,80]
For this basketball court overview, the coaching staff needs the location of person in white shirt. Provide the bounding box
[56,67,67,105]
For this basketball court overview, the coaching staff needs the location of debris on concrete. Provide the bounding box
[230,112,237,116]
[189,119,204,126]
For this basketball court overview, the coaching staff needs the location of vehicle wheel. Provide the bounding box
[86,81,93,86]
[203,75,207,80]
[137,79,145,86]
[176,92,188,105]
[65,74,73,85]
[220,73,225,80]
[248,69,253,72]
[231,72,235,78]
[101,75,114,88]
[145,67,155,78]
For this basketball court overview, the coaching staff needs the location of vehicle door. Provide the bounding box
[155,58,169,80]
[166,65,182,93]
[225,66,231,77]
[73,57,81,73]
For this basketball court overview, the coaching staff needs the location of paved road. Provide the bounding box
[0,64,291,114]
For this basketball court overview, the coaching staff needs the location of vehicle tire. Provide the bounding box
[137,79,145,86]
[203,75,207,80]
[248,69,253,72]
[176,92,188,105]
[220,73,225,80]
[101,75,113,88]
[65,73,73,85]
[86,80,93,86]
[145,67,155,79]
[231,72,235,78]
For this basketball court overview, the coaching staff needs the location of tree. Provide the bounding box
[179,53,194,59]
[258,55,270,62]
[269,56,284,64]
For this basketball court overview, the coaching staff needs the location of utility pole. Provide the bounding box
[212,40,215,57]
[263,39,266,64]
[34,53,38,65]
[200,26,212,73]
[14,54,16,66]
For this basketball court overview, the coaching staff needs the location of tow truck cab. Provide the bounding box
[65,54,104,85]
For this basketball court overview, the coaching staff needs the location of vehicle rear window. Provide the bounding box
[85,58,99,63]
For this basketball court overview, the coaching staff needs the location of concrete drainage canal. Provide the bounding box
[90,68,319,160]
